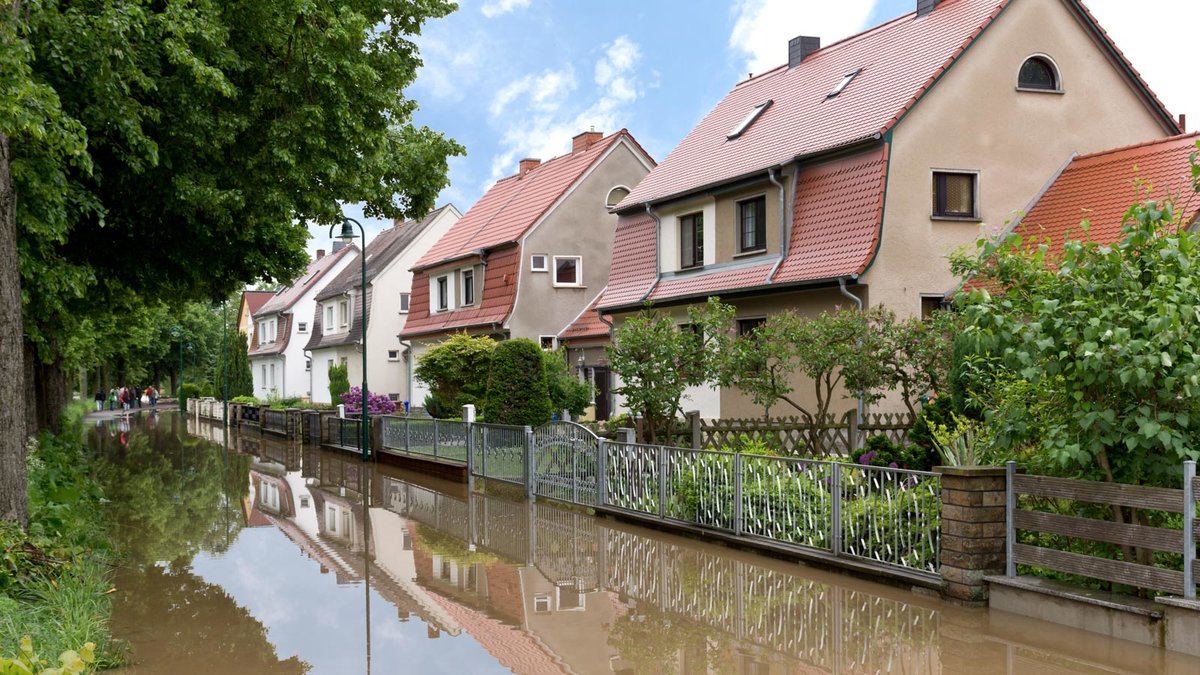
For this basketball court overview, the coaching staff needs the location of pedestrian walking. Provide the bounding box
[145,385,158,409]
[108,387,118,411]
[94,388,104,412]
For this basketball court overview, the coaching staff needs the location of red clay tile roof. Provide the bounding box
[415,131,638,271]
[248,313,291,357]
[595,211,657,308]
[600,146,888,310]
[618,0,1011,209]
[1014,133,1200,249]
[241,290,275,320]
[256,244,358,318]
[773,145,889,283]
[617,0,1178,213]
[401,247,519,338]
[424,588,566,675]
[558,295,610,343]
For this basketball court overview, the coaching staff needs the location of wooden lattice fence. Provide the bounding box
[694,410,915,455]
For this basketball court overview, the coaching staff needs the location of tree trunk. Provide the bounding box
[0,128,29,525]
[32,351,68,434]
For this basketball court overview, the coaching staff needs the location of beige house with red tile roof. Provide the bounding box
[237,290,276,346]
[598,0,1182,419]
[402,130,654,413]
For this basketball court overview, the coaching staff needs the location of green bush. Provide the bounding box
[230,395,257,405]
[857,434,936,471]
[541,349,592,418]
[484,339,553,427]
[176,383,201,411]
[909,397,954,452]
[422,392,450,419]
[328,363,349,403]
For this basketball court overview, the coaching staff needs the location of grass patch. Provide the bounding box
[1,430,124,670]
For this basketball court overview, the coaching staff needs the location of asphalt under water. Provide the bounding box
[87,412,1200,674]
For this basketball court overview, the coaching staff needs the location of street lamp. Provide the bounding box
[330,217,369,462]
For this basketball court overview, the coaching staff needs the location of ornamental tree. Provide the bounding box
[484,339,552,427]
[950,187,1200,487]
[607,298,736,444]
[717,307,892,456]
[414,333,497,410]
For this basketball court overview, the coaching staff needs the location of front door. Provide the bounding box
[592,366,611,421]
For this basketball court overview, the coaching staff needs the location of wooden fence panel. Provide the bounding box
[1012,543,1185,594]
[1012,510,1183,553]
[1012,474,1184,513]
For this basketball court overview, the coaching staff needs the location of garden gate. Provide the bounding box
[532,421,600,506]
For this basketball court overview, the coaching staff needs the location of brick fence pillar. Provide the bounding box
[937,465,1008,605]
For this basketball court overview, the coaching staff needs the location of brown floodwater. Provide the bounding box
[85,412,1200,674]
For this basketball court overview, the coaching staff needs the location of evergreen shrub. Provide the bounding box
[484,339,552,427]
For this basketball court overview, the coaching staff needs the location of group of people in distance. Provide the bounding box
[94,385,159,413]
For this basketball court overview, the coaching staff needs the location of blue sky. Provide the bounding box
[323,0,1199,251]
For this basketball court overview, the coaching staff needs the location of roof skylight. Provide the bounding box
[827,69,862,98]
[727,100,772,140]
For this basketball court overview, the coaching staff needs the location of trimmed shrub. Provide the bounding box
[484,339,553,427]
[177,383,201,411]
[328,363,349,404]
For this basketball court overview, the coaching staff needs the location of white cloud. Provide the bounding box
[481,0,530,18]
[1083,1,1199,129]
[413,32,486,103]
[485,35,645,185]
[729,0,879,75]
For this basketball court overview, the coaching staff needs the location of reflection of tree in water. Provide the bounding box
[607,607,734,675]
[95,419,251,566]
[112,564,309,673]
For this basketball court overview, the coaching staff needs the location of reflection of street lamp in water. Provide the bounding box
[362,466,372,674]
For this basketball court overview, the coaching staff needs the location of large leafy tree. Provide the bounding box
[1,0,462,524]
[950,191,1200,487]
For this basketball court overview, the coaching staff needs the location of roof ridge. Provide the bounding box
[1073,132,1200,163]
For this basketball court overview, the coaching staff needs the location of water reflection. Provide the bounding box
[91,414,1200,674]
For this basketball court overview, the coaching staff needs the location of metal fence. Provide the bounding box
[361,416,940,578]
[325,416,362,451]
[260,409,292,436]
[604,442,941,576]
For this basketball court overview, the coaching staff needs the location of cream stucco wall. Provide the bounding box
[865,0,1172,317]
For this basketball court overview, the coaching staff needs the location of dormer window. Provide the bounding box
[827,69,861,98]
[727,100,772,140]
[1017,55,1060,92]
[436,276,449,311]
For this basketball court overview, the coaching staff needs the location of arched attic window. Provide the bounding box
[1017,55,1061,92]
[606,186,631,208]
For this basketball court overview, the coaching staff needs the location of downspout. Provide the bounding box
[766,166,789,280]
[398,338,414,411]
[838,277,866,423]
[639,203,661,302]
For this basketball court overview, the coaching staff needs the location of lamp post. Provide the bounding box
[331,217,369,461]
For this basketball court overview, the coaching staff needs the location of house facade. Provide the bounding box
[598,0,1182,419]
[248,245,357,400]
[305,205,462,405]
[237,290,276,347]
[401,130,655,416]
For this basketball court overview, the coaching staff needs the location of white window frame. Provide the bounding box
[387,349,400,362]
[324,305,335,334]
[338,300,349,328]
[552,255,582,288]
[539,335,558,350]
[399,292,410,314]
[297,321,308,334]
[434,275,452,312]
[530,254,548,272]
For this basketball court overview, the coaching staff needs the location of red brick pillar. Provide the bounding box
[937,465,1008,605]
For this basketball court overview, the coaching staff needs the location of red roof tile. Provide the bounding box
[241,290,275,319]
[599,146,888,310]
[773,145,888,283]
[558,295,610,343]
[595,211,657,309]
[1015,133,1200,250]
[415,131,634,270]
[256,245,358,318]
[619,0,1011,209]
[401,247,519,338]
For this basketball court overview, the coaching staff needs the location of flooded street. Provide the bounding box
[87,412,1200,674]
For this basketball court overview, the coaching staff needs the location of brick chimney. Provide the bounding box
[316,249,326,260]
[917,0,940,17]
[519,158,541,175]
[788,35,820,68]
[572,130,603,154]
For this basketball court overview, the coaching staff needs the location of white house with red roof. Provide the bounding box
[248,244,357,400]
[598,0,1183,419]
[401,130,654,415]
[304,205,461,405]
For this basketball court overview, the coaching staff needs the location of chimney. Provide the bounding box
[316,249,326,260]
[916,0,940,17]
[572,130,603,154]
[788,35,821,68]
[519,158,541,176]
[1180,113,1187,132]
[332,240,345,253]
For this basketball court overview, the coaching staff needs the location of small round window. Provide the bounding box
[1018,56,1059,91]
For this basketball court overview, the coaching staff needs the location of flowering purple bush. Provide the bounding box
[340,386,397,415]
